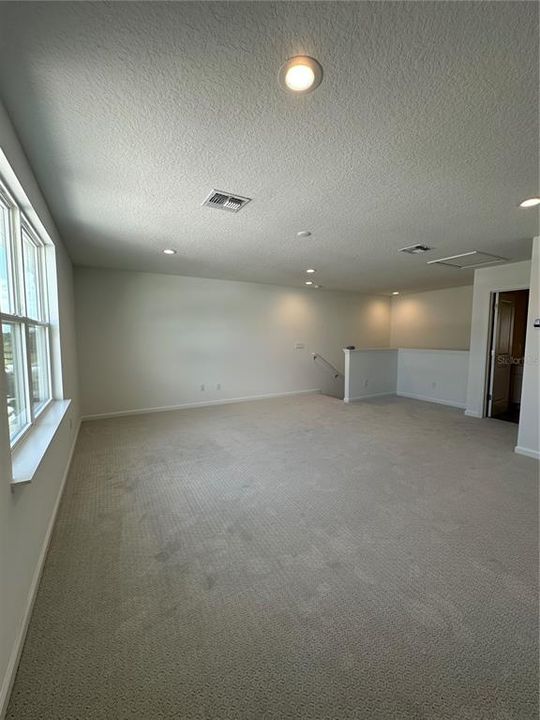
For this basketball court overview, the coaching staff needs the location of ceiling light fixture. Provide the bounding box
[279,56,323,94]
[305,280,313,286]
[297,230,312,238]
[392,291,400,295]
[519,197,540,208]
[399,244,432,255]
[163,249,177,255]
[306,268,316,274]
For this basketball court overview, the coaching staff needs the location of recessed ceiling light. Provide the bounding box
[279,56,323,94]
[519,197,540,208]
[306,268,316,274]
[163,249,177,255]
[297,230,312,238]
[392,291,400,295]
[305,280,313,286]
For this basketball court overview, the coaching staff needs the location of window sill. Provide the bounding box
[10,399,72,486]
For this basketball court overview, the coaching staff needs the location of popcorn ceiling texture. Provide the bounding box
[0,1,538,293]
[6,394,538,719]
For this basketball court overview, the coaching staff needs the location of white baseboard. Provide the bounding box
[81,389,321,422]
[344,392,395,403]
[514,445,540,461]
[464,409,483,418]
[0,419,81,720]
[396,391,466,409]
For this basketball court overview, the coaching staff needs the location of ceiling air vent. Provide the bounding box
[399,244,433,255]
[426,251,508,269]
[202,189,251,213]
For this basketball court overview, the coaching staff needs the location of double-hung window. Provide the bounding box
[0,181,52,447]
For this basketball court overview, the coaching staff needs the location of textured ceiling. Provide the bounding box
[0,1,538,294]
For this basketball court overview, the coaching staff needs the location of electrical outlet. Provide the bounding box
[217,383,221,390]
[432,381,437,389]
[364,379,369,387]
[200,384,205,391]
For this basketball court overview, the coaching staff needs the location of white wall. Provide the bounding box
[516,237,539,459]
[465,260,532,418]
[390,285,473,350]
[343,349,397,401]
[75,267,391,418]
[0,102,79,716]
[397,349,469,409]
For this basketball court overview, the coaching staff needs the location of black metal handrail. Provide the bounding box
[312,353,343,380]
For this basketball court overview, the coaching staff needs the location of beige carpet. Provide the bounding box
[7,394,539,719]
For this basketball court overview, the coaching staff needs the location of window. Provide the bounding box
[0,182,52,446]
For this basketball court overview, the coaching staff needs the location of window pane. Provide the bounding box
[0,201,13,314]
[2,323,28,442]
[28,324,50,413]
[22,229,41,320]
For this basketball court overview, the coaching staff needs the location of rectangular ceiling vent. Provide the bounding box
[202,189,251,213]
[399,244,433,255]
[426,251,508,270]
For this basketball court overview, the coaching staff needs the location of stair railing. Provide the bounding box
[312,353,343,380]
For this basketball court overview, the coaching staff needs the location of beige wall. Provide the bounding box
[516,237,539,458]
[390,285,473,350]
[75,267,391,417]
[0,102,79,714]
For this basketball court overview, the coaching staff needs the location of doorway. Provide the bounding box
[486,289,529,423]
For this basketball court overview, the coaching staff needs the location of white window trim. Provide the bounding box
[1,181,54,447]
[10,398,71,485]
[0,147,70,486]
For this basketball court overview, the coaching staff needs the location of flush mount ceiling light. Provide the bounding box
[392,291,400,295]
[399,244,433,255]
[297,230,312,238]
[519,197,540,208]
[279,56,323,94]
[306,268,316,274]
[163,249,177,255]
[305,280,313,286]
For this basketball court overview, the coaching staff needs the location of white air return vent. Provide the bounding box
[202,189,251,213]
[399,244,433,254]
[426,251,508,269]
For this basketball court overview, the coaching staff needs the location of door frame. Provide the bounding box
[484,286,529,417]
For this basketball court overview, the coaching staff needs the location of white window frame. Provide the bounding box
[0,178,53,449]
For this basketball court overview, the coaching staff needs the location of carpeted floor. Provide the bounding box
[6,394,539,719]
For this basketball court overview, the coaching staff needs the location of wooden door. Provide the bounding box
[488,296,515,416]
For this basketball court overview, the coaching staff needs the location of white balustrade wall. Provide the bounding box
[344,348,469,409]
